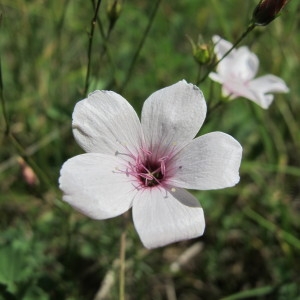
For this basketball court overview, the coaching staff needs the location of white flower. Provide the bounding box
[209,35,289,109]
[59,80,242,249]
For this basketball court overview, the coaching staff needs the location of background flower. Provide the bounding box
[209,35,289,109]
[59,80,242,249]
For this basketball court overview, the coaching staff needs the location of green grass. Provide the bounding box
[0,0,300,299]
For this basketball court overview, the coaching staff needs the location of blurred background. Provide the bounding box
[0,0,299,299]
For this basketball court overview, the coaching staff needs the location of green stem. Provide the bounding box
[249,103,277,163]
[96,12,118,88]
[119,229,126,300]
[204,100,223,124]
[119,0,161,93]
[84,0,103,96]
[98,17,114,60]
[197,23,256,85]
[0,58,9,135]
[195,64,202,86]
[0,13,9,134]
[220,285,274,300]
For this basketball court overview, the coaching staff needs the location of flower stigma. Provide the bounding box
[115,145,174,190]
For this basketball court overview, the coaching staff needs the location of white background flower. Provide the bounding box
[59,80,242,249]
[209,35,289,109]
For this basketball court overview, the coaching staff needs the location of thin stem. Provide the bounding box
[105,0,120,41]
[119,0,161,93]
[204,88,232,125]
[84,0,102,96]
[0,13,9,135]
[98,16,113,60]
[195,64,202,86]
[0,58,9,135]
[248,102,277,163]
[96,13,118,88]
[197,23,256,85]
[205,100,223,124]
[119,228,126,300]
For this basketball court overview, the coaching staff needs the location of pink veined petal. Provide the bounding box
[141,80,207,158]
[132,187,205,249]
[72,90,143,155]
[59,153,136,220]
[168,132,242,190]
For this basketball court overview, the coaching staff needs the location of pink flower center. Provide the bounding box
[116,146,173,190]
[134,156,167,187]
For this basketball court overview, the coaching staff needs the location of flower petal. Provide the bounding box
[72,90,143,154]
[59,153,136,219]
[212,36,259,82]
[248,75,289,108]
[209,72,224,84]
[249,74,289,94]
[230,47,259,81]
[141,80,207,156]
[212,36,237,79]
[222,78,257,100]
[132,187,205,249]
[168,132,242,190]
[212,35,233,58]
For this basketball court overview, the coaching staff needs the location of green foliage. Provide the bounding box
[0,0,300,298]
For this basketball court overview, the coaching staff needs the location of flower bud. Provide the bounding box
[187,35,213,65]
[252,0,289,26]
[107,0,122,25]
[17,157,39,186]
[194,44,211,65]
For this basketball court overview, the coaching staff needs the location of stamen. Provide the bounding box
[159,156,169,175]
[114,144,173,189]
[140,147,152,156]
[139,173,154,180]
